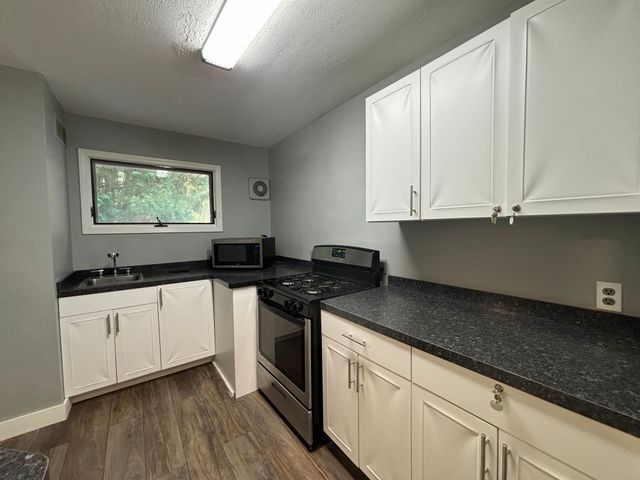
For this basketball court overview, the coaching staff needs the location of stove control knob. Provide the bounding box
[284,300,292,311]
[267,289,274,298]
[292,301,303,314]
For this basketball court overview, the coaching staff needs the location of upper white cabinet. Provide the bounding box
[367,0,640,222]
[366,70,421,221]
[421,20,509,220]
[508,0,640,216]
[158,280,215,369]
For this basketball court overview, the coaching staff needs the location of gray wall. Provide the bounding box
[269,11,640,316]
[0,65,65,421]
[65,115,271,270]
[44,84,73,281]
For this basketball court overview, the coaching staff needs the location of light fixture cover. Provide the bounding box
[201,0,282,70]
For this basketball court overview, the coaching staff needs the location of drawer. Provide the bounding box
[59,286,158,317]
[321,310,411,379]
[412,349,640,480]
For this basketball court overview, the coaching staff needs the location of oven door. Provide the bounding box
[257,300,311,408]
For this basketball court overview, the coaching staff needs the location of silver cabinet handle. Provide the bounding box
[500,443,509,480]
[115,312,120,335]
[106,314,111,336]
[341,333,366,347]
[348,359,355,389]
[409,185,416,216]
[356,361,363,393]
[479,434,487,479]
[159,288,163,308]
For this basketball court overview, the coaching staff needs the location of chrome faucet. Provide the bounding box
[107,252,119,275]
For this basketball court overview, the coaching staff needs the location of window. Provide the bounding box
[79,149,223,234]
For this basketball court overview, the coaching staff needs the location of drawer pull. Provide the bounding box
[500,443,509,480]
[341,333,366,347]
[348,359,356,389]
[479,434,488,479]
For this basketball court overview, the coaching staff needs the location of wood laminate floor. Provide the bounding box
[1,364,364,480]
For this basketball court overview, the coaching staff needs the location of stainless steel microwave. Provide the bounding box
[211,237,276,269]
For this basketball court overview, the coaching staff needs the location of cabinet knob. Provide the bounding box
[491,383,504,411]
[491,206,502,225]
[509,204,521,226]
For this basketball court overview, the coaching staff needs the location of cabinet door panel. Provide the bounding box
[412,384,498,480]
[60,310,116,396]
[366,70,421,221]
[158,280,214,369]
[422,20,508,219]
[359,359,411,480]
[114,303,161,382]
[499,431,594,480]
[509,0,640,215]
[322,336,359,464]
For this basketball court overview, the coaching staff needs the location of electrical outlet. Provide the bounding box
[596,281,622,312]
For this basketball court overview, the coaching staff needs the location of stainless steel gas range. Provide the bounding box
[256,245,381,449]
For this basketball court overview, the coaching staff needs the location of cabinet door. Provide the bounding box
[114,303,161,382]
[508,0,640,216]
[412,384,498,480]
[499,431,594,480]
[366,70,421,221]
[158,280,215,369]
[322,336,359,464]
[359,358,411,480]
[60,310,116,396]
[421,20,509,220]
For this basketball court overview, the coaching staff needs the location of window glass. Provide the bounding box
[91,160,214,224]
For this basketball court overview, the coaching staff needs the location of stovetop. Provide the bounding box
[262,272,372,302]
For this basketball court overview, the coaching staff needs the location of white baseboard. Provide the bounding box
[0,398,71,441]
[213,360,235,397]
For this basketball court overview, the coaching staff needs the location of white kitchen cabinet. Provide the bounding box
[358,358,411,480]
[366,70,421,221]
[322,336,359,464]
[212,281,257,398]
[421,20,509,220]
[158,280,215,369]
[498,431,593,480]
[113,303,161,382]
[321,312,411,479]
[60,310,117,396]
[412,383,497,480]
[508,0,640,217]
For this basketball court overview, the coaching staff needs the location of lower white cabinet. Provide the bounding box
[321,315,411,480]
[358,358,411,480]
[59,280,216,397]
[60,303,160,396]
[498,431,593,480]
[60,310,117,396]
[158,280,215,369]
[114,303,161,382]
[412,383,497,480]
[322,336,359,464]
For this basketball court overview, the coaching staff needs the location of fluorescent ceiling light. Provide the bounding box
[201,0,282,70]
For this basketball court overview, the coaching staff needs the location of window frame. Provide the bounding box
[78,148,223,234]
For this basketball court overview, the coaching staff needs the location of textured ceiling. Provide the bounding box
[0,0,514,147]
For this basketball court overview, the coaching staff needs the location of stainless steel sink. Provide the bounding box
[78,273,144,288]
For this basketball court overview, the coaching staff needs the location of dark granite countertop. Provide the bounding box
[321,276,640,438]
[0,447,48,480]
[57,257,311,297]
